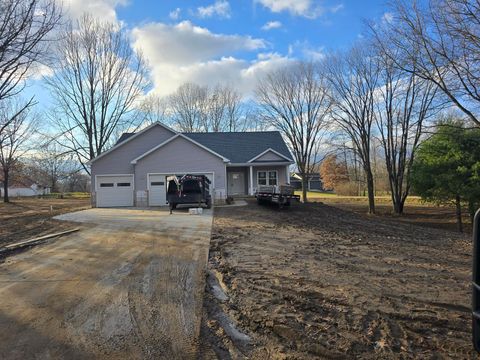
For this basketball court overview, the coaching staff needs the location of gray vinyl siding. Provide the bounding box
[252,165,288,192]
[134,136,227,199]
[90,124,175,189]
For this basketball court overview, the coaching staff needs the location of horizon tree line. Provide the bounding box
[0,0,478,216]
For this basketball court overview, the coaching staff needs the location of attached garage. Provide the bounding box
[95,175,134,207]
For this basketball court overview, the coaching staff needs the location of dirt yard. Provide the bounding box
[201,200,472,358]
[0,197,91,248]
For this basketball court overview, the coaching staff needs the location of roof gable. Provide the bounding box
[131,134,230,164]
[88,122,177,164]
[248,148,292,163]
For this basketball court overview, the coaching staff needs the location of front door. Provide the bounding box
[228,172,245,195]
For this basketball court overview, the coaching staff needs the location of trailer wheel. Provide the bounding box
[206,198,212,209]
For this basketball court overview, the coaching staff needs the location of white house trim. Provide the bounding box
[228,161,292,167]
[247,148,293,163]
[87,122,177,165]
[131,134,230,164]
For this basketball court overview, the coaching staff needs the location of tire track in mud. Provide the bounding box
[201,201,473,358]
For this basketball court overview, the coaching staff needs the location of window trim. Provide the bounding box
[257,170,278,186]
[117,182,131,187]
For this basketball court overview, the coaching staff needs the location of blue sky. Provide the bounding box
[29,0,391,107]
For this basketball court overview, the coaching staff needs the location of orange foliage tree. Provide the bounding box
[319,154,349,190]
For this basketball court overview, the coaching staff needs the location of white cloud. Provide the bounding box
[288,41,325,61]
[381,12,394,24]
[303,47,325,61]
[256,0,343,19]
[330,4,344,13]
[131,21,292,97]
[169,8,181,20]
[262,21,282,30]
[132,21,265,65]
[62,0,127,23]
[197,1,231,19]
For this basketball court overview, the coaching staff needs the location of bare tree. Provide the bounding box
[169,82,251,132]
[0,98,36,202]
[169,83,209,132]
[139,94,169,125]
[0,0,61,102]
[256,62,332,203]
[31,140,78,192]
[324,45,380,213]
[373,0,480,126]
[375,48,438,214]
[45,15,149,172]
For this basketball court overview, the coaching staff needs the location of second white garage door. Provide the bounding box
[96,175,134,207]
[148,174,167,206]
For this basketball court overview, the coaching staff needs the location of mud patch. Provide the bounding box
[200,200,472,358]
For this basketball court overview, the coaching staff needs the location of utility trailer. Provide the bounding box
[255,184,300,208]
[166,174,212,213]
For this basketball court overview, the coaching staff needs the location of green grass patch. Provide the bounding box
[40,192,90,199]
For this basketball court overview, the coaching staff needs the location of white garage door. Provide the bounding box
[148,174,167,206]
[96,175,134,207]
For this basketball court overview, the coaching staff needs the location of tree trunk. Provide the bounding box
[392,192,405,215]
[302,178,308,203]
[469,200,477,224]
[455,194,463,233]
[3,169,9,203]
[365,168,375,214]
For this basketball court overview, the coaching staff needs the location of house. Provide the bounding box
[88,122,294,207]
[0,179,51,197]
[290,172,323,191]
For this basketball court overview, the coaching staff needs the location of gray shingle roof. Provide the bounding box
[116,130,292,163]
[184,131,292,163]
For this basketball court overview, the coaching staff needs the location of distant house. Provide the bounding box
[0,179,51,197]
[290,172,323,191]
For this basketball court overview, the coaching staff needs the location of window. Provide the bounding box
[100,183,114,187]
[269,171,277,185]
[257,171,277,186]
[117,182,131,187]
[151,181,164,186]
[258,171,267,185]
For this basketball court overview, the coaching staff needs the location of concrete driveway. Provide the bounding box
[0,207,213,359]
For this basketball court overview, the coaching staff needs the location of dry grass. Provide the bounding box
[294,191,471,233]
